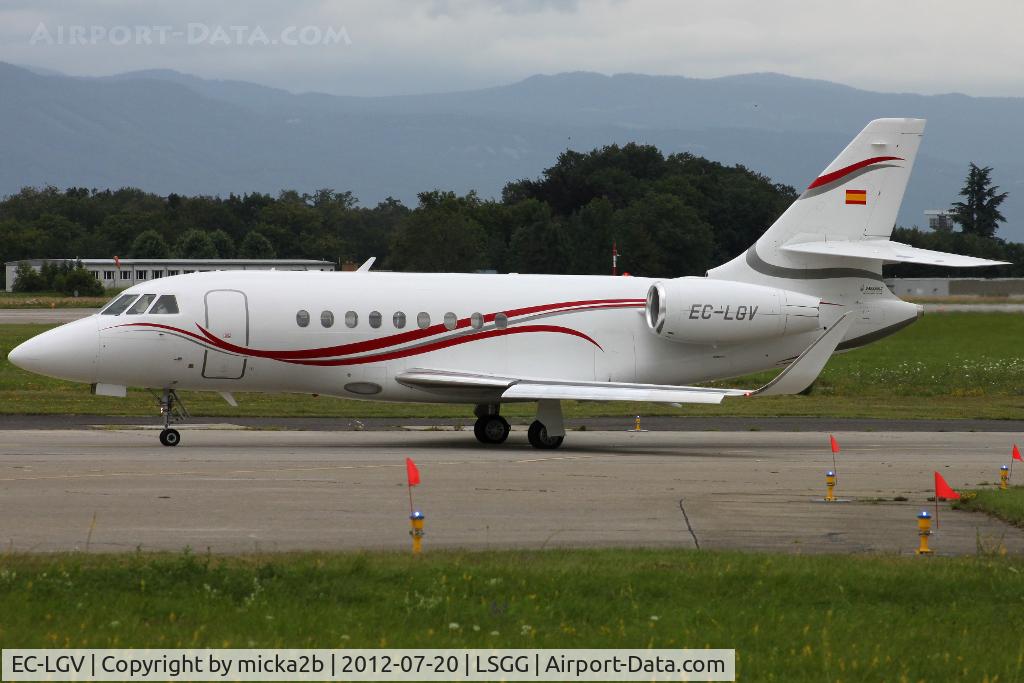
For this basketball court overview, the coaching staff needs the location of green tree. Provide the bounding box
[505,200,570,274]
[389,191,487,272]
[237,231,276,259]
[951,163,1008,238]
[614,193,714,276]
[174,229,218,259]
[208,229,236,258]
[130,230,171,258]
[11,262,46,292]
[56,265,104,296]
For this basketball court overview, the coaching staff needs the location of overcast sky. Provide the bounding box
[1,0,1021,97]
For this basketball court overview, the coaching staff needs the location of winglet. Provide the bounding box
[356,257,376,272]
[749,312,853,397]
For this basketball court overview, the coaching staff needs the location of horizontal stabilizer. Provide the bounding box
[782,240,1008,267]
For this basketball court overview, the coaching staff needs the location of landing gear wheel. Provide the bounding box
[474,415,510,444]
[159,428,181,447]
[528,420,564,450]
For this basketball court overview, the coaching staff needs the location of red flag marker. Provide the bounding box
[828,434,840,480]
[406,457,420,487]
[405,457,421,515]
[1013,444,1021,461]
[934,471,960,529]
[934,472,960,500]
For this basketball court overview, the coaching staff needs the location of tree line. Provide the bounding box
[1,146,1018,290]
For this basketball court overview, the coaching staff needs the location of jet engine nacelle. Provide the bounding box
[645,277,821,344]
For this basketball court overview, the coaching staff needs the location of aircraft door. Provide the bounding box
[202,289,249,379]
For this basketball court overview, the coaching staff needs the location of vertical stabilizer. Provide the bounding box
[709,118,925,291]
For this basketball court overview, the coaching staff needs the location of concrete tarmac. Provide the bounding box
[0,428,1021,556]
[0,308,98,324]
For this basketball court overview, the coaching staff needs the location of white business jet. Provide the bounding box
[7,119,1005,448]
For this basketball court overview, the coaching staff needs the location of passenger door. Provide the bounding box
[202,289,249,379]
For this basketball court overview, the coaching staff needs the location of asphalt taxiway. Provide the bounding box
[0,428,1021,555]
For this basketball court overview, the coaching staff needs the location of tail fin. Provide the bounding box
[709,118,1005,294]
[709,118,925,292]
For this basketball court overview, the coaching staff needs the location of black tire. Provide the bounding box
[159,429,181,447]
[527,420,564,450]
[474,415,510,444]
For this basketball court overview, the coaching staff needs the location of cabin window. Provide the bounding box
[345,311,358,328]
[321,310,335,328]
[167,270,180,276]
[151,270,163,278]
[470,312,484,329]
[136,270,148,280]
[100,294,139,316]
[443,312,458,331]
[296,310,310,327]
[120,271,132,280]
[150,295,179,314]
[126,294,156,315]
[495,312,508,329]
[369,311,382,329]
[393,311,406,329]
[103,270,115,280]
[417,312,431,329]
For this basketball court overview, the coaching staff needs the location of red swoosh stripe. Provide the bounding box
[280,325,601,366]
[110,298,638,365]
[191,298,642,360]
[807,156,903,190]
[113,322,600,366]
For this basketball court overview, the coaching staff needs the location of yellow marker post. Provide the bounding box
[916,510,933,555]
[1000,465,1010,491]
[824,470,837,502]
[634,415,642,431]
[409,510,425,555]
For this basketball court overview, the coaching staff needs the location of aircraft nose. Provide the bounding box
[8,316,100,383]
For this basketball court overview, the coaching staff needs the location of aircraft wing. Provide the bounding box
[396,313,852,404]
[781,239,1008,267]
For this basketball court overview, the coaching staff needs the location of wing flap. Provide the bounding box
[782,239,1008,267]
[502,382,739,404]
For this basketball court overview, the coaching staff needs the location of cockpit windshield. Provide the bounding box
[100,293,178,315]
[100,294,139,316]
[126,294,157,315]
[150,295,179,314]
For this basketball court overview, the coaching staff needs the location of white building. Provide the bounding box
[924,209,955,231]
[5,258,335,292]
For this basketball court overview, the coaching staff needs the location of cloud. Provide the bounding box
[0,0,1022,97]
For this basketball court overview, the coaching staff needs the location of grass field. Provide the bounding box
[0,292,108,309]
[955,485,1024,527]
[1,313,1023,419]
[0,549,1021,680]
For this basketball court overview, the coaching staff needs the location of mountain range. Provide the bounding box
[2,62,1023,239]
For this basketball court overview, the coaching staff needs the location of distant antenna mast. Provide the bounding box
[612,241,618,276]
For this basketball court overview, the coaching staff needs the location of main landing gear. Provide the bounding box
[473,400,565,450]
[157,388,189,447]
[473,404,511,444]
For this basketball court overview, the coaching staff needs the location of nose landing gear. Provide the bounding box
[156,388,189,447]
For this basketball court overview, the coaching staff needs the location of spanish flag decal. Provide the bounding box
[846,189,867,205]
